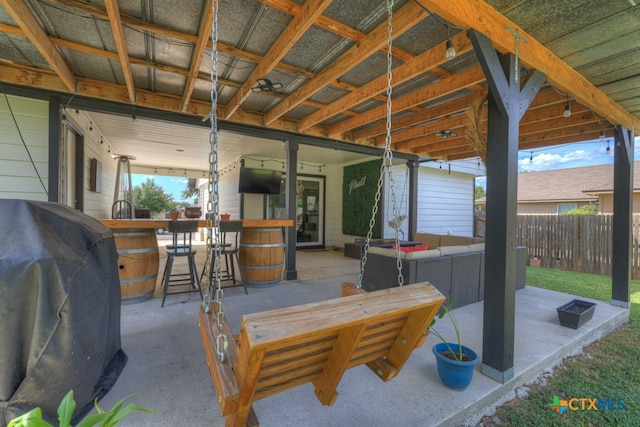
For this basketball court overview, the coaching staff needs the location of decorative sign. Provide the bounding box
[342,159,382,238]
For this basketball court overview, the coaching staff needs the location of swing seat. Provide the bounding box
[199,281,445,426]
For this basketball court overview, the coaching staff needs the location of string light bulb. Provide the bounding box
[563,96,572,118]
[445,26,456,60]
[606,140,611,154]
[529,152,533,163]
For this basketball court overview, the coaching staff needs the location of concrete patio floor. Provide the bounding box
[99,248,629,426]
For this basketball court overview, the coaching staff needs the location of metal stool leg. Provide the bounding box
[161,255,174,307]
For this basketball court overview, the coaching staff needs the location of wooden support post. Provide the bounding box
[468,29,545,384]
[612,125,633,308]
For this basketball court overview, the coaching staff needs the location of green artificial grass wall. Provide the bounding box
[342,159,382,238]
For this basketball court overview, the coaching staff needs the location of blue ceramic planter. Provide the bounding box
[432,342,479,391]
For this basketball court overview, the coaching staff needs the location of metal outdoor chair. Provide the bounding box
[161,220,203,307]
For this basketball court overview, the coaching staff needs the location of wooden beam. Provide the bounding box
[264,1,428,125]
[260,0,415,62]
[414,0,637,130]
[353,93,481,141]
[391,114,469,148]
[180,0,212,111]
[224,0,334,119]
[50,0,198,44]
[18,0,371,117]
[329,64,485,136]
[104,0,136,103]
[298,31,473,131]
[0,21,228,85]
[0,63,343,141]
[0,0,75,92]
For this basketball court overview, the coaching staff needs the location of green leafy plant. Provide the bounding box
[429,299,469,361]
[8,390,154,427]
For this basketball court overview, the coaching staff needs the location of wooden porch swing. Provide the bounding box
[199,282,444,426]
[198,2,444,425]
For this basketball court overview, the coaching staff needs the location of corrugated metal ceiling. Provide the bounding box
[0,0,637,173]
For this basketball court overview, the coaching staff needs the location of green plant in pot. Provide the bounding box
[430,300,479,391]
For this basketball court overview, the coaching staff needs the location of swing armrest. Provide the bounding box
[340,282,366,296]
[199,306,241,416]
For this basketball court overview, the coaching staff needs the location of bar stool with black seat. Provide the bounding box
[201,220,246,294]
[161,220,203,307]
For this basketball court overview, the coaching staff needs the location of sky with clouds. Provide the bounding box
[474,135,640,188]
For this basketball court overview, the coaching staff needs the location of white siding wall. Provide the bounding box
[0,96,118,218]
[0,95,49,201]
[64,109,118,219]
[218,165,242,219]
[382,165,410,240]
[330,162,476,245]
[324,164,343,247]
[416,166,474,237]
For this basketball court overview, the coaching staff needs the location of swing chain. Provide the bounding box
[358,0,404,288]
[203,0,227,363]
[216,333,228,363]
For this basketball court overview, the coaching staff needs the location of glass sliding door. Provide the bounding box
[267,175,324,248]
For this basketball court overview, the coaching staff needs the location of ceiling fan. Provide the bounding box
[435,129,457,139]
[251,78,283,93]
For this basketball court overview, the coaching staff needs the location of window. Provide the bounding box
[557,203,577,214]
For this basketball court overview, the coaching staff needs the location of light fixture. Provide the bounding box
[251,78,283,93]
[606,140,611,154]
[563,96,571,118]
[445,26,456,60]
[435,129,457,139]
[445,39,456,60]
[599,122,606,140]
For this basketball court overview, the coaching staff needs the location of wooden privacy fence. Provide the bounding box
[517,215,640,279]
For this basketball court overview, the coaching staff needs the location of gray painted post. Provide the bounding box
[284,140,298,280]
[611,125,633,308]
[469,29,545,383]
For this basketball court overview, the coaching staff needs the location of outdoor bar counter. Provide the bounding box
[99,219,293,303]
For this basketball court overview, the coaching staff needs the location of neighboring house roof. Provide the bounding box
[475,162,640,205]
[517,164,608,203]
[582,161,640,194]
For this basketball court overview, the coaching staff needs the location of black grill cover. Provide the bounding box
[0,200,126,425]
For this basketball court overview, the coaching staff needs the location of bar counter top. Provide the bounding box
[99,219,293,229]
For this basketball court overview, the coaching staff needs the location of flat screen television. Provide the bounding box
[238,167,283,194]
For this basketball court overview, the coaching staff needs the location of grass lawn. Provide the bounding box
[479,267,640,426]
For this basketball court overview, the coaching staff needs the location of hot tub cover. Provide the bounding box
[0,200,126,425]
